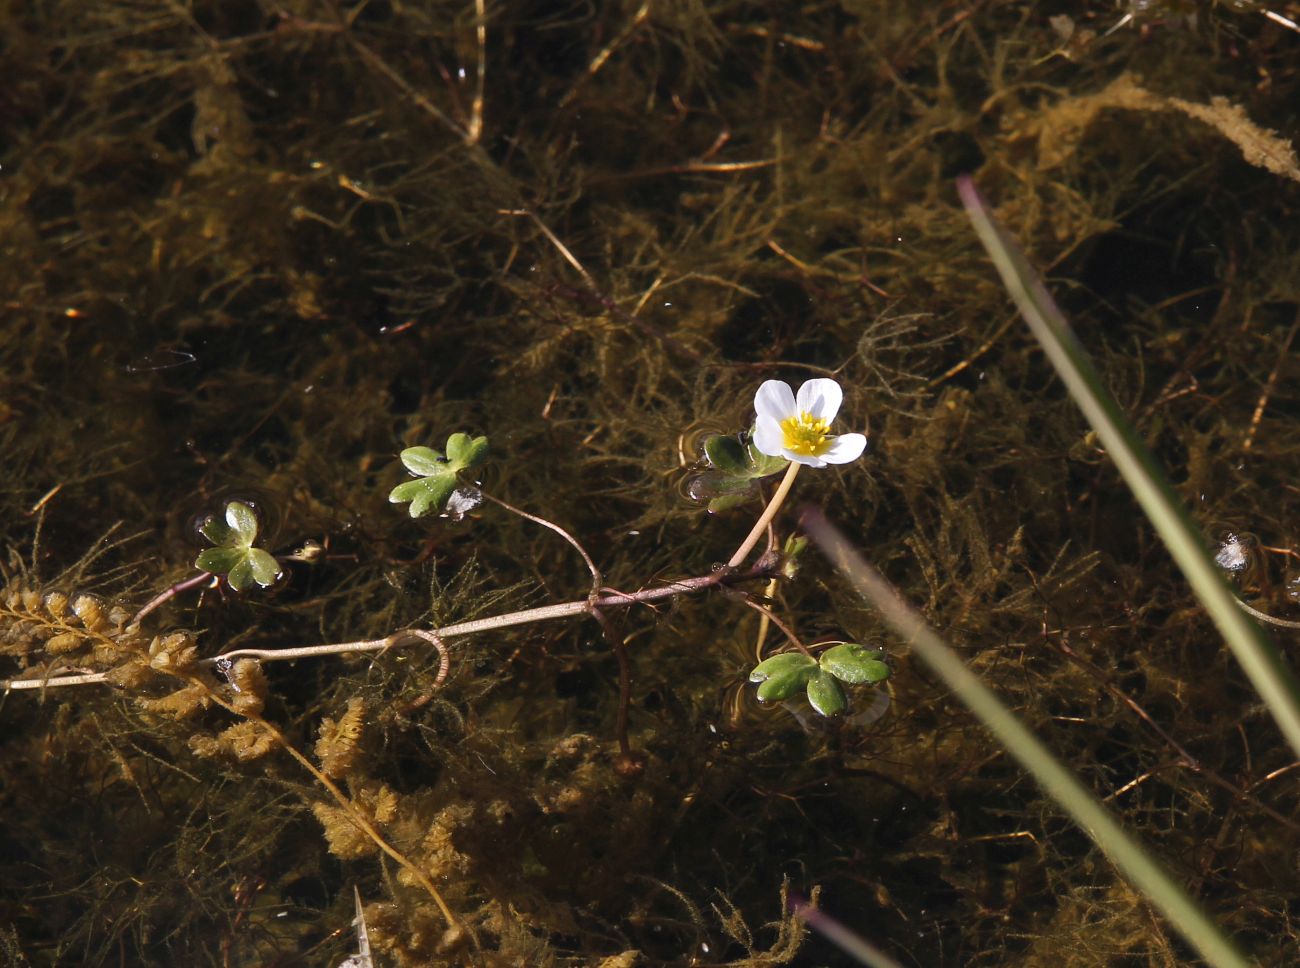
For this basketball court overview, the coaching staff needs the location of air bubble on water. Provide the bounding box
[442,486,483,522]
[1215,533,1249,572]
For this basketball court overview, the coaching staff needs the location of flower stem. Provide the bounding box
[727,461,801,569]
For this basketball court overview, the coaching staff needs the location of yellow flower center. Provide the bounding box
[779,412,832,457]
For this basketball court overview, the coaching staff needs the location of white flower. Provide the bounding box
[751,378,867,468]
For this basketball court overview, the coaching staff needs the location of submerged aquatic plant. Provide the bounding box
[1,389,869,960]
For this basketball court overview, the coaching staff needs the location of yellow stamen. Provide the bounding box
[779,411,831,457]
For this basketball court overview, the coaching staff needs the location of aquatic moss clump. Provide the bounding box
[2,1,1300,965]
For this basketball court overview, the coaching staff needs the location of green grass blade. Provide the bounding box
[803,511,1253,968]
[957,176,1300,762]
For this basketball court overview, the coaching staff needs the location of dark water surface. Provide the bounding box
[3,2,1300,965]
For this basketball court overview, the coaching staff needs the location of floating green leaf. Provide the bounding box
[195,500,282,592]
[704,434,748,476]
[742,435,789,479]
[444,432,489,469]
[820,643,890,684]
[751,644,890,718]
[398,446,446,477]
[194,545,245,576]
[228,549,281,592]
[686,473,763,514]
[389,475,457,519]
[805,670,848,717]
[691,430,790,513]
[198,498,257,548]
[389,432,490,518]
[750,651,818,702]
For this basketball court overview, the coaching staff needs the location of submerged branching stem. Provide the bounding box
[1,565,777,691]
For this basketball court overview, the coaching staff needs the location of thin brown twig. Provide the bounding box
[468,0,486,143]
[478,490,602,600]
[347,36,471,143]
[1234,597,1300,630]
[1049,634,1300,835]
[741,595,809,656]
[557,1,651,109]
[1242,313,1299,453]
[587,605,640,772]
[385,628,451,685]
[927,312,1018,389]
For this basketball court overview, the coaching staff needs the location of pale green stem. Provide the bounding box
[959,175,1300,761]
[727,461,801,569]
[805,510,1253,968]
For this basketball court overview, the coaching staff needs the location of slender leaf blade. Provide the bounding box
[806,505,1251,968]
[958,175,1300,763]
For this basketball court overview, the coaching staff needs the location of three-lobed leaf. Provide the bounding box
[390,433,490,518]
[390,475,457,519]
[195,501,283,591]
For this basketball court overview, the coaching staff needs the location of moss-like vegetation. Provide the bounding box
[3,1,1300,964]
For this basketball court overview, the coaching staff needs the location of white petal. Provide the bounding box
[784,450,828,468]
[796,378,843,422]
[820,433,866,464]
[754,380,796,422]
[752,417,786,457]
